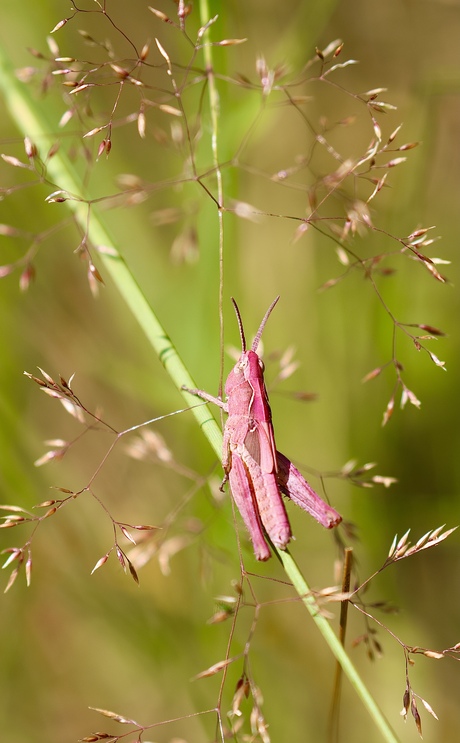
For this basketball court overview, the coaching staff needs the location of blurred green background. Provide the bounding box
[1,1,460,741]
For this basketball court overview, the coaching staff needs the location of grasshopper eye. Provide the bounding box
[235,356,248,374]
[258,358,265,372]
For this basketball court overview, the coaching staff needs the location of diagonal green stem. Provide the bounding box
[0,31,400,743]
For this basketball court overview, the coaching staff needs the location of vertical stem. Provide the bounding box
[199,0,225,400]
[329,547,354,742]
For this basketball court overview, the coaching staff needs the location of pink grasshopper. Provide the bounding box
[184,297,341,560]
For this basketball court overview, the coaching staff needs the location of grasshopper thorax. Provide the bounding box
[225,297,279,400]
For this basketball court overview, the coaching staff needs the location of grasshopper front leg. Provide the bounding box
[182,385,228,412]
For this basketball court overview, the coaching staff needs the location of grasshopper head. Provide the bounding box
[225,297,279,397]
[231,349,264,379]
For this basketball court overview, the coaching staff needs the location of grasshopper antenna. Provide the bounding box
[251,296,280,352]
[231,298,247,352]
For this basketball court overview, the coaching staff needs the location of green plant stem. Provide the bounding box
[199,0,226,398]
[0,38,400,743]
